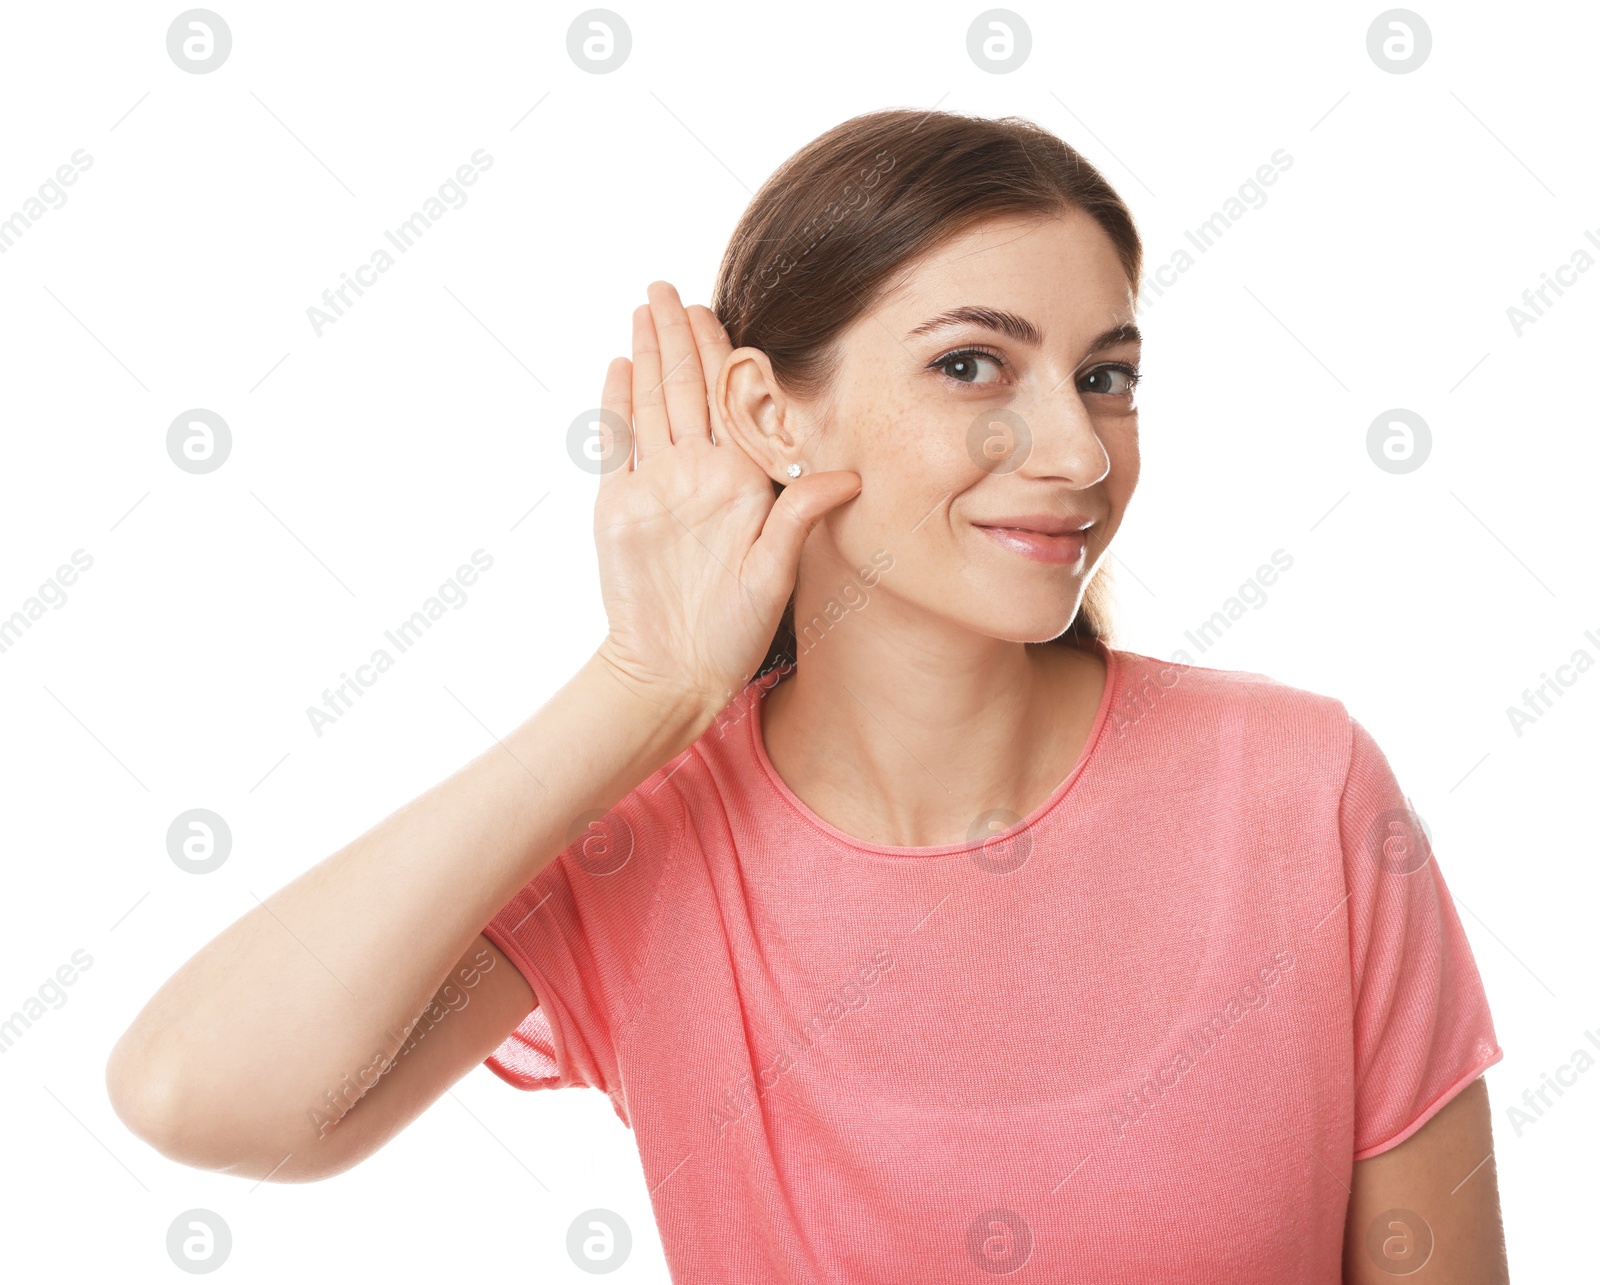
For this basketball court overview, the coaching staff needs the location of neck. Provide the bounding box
[760,587,1107,848]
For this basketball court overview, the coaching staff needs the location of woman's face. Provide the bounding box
[736,207,1141,646]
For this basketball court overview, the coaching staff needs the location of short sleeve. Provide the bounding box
[480,759,687,1125]
[1339,716,1503,1160]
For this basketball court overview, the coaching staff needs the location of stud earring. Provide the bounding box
[785,463,802,478]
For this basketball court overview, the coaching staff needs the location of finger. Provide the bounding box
[686,305,735,443]
[743,471,863,600]
[631,304,672,460]
[596,355,635,488]
[646,281,710,444]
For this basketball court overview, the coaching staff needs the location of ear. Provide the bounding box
[714,346,805,483]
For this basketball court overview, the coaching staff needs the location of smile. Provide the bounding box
[973,524,1089,565]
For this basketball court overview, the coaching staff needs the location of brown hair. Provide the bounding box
[709,108,1141,678]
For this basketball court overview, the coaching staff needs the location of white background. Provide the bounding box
[1,0,1595,1279]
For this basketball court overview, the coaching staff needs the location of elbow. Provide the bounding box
[104,1030,353,1184]
[103,1030,243,1173]
[105,1028,189,1158]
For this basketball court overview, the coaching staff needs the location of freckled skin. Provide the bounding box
[726,208,1141,645]
[718,212,1509,1285]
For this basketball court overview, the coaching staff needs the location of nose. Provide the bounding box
[976,392,1109,487]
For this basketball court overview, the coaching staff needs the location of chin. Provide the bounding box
[971,605,1082,645]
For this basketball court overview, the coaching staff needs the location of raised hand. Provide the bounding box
[590,281,860,720]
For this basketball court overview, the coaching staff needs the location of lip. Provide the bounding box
[973,515,1094,566]
[975,524,1089,565]
[973,513,1094,536]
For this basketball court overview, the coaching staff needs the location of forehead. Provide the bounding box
[868,209,1134,334]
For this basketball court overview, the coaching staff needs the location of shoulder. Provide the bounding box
[1103,645,1356,784]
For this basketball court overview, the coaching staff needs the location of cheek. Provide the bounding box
[863,403,984,503]
[817,377,995,567]
[817,414,957,576]
[841,404,945,502]
[1103,420,1140,501]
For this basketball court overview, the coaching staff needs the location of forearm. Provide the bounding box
[107,650,712,1165]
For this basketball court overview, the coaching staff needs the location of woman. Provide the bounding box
[107,109,1507,1282]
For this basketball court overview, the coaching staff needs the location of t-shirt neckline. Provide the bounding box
[744,639,1121,859]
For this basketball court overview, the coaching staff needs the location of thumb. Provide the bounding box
[745,470,861,598]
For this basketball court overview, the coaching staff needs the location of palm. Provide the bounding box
[597,434,782,699]
[589,283,858,715]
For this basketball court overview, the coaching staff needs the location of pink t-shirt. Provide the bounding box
[482,642,1502,1282]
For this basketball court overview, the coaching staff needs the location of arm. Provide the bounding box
[1343,1076,1508,1283]
[105,284,859,1184]
[105,655,713,1182]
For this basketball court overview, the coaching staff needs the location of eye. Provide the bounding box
[1078,363,1140,397]
[930,346,1006,386]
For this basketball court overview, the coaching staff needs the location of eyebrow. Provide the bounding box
[904,306,1141,353]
